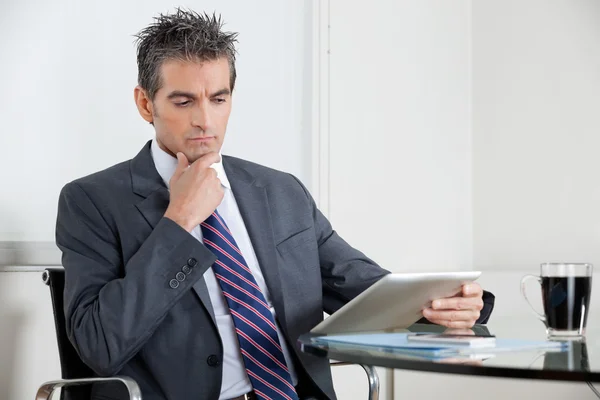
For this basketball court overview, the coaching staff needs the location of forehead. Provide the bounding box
[158,57,230,92]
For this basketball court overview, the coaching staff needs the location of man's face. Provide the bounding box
[138,57,232,163]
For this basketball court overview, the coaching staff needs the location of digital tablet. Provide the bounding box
[310,271,481,335]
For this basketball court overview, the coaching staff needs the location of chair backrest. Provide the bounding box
[43,268,93,400]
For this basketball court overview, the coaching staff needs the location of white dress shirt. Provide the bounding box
[151,139,298,399]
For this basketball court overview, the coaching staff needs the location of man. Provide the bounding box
[56,9,494,400]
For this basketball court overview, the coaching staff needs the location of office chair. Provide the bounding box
[36,268,141,400]
[38,268,379,400]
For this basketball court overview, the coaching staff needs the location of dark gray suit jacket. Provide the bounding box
[56,142,494,400]
[56,142,391,399]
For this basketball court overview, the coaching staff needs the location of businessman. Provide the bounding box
[56,9,494,400]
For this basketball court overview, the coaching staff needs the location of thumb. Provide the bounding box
[172,152,189,180]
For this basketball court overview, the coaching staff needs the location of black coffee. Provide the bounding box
[541,276,592,331]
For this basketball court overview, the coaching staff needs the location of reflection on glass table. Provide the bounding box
[298,320,600,383]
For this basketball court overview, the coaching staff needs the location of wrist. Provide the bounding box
[164,209,195,232]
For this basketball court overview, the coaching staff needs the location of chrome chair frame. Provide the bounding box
[331,361,380,400]
[35,377,142,400]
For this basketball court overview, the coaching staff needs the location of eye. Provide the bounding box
[175,100,191,107]
[213,98,226,104]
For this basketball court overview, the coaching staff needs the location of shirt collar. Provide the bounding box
[150,138,230,189]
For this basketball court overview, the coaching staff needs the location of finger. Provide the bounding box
[172,152,189,179]
[207,167,218,179]
[431,296,484,311]
[423,308,480,322]
[193,152,221,170]
[462,282,483,297]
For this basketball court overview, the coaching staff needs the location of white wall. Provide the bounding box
[0,0,312,242]
[328,0,473,273]
[472,0,600,271]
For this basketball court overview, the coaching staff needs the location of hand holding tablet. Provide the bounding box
[421,282,485,329]
[311,271,483,335]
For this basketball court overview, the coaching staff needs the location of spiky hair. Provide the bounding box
[134,8,238,99]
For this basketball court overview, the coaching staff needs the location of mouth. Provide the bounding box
[188,137,215,143]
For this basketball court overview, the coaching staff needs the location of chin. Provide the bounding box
[186,149,214,163]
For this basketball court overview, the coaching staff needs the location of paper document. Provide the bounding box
[311,333,567,358]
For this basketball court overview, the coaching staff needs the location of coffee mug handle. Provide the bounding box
[520,274,547,326]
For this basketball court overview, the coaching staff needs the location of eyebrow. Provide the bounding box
[210,88,231,98]
[166,88,231,100]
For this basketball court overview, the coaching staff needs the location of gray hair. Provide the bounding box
[134,9,238,100]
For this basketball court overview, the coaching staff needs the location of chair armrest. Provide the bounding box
[331,361,379,400]
[35,376,142,400]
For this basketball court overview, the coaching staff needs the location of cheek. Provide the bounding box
[215,106,232,130]
[158,110,190,134]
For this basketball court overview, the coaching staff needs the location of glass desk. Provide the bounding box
[298,318,600,383]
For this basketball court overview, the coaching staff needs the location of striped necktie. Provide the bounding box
[201,210,298,400]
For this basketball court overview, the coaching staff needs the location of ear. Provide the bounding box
[134,86,154,123]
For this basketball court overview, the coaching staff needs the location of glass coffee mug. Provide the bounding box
[521,263,593,338]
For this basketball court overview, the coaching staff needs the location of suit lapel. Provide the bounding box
[223,158,289,333]
[130,141,217,325]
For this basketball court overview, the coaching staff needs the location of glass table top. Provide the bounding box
[298,317,600,382]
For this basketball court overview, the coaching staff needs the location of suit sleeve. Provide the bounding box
[288,175,389,314]
[55,182,217,376]
[290,175,495,324]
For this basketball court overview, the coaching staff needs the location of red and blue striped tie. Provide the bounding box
[201,211,298,400]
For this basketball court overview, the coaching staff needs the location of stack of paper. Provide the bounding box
[311,333,567,360]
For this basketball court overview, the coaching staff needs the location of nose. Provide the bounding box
[191,99,211,131]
